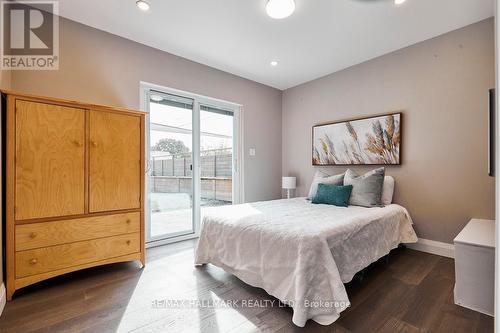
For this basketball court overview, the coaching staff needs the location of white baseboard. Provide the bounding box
[0,283,6,317]
[407,238,454,258]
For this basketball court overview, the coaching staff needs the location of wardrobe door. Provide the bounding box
[15,100,86,220]
[89,110,141,212]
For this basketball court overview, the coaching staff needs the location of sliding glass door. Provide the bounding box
[200,105,235,209]
[148,93,195,240]
[143,84,241,245]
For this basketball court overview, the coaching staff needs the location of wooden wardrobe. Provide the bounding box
[2,91,145,300]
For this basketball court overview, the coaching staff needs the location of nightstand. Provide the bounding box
[453,219,494,316]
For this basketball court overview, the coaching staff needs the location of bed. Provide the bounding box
[195,197,418,327]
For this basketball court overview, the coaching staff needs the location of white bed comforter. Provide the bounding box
[195,198,418,327]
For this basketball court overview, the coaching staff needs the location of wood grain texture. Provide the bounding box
[15,100,86,220]
[89,110,141,212]
[16,212,140,251]
[15,233,140,278]
[14,253,142,291]
[140,115,146,266]
[5,92,145,300]
[6,95,16,301]
[0,89,146,116]
[84,109,90,214]
[0,243,492,333]
[14,208,142,225]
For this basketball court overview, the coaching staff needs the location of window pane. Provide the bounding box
[149,92,194,240]
[200,105,233,207]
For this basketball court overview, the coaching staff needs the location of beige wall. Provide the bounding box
[10,17,283,203]
[0,70,11,89]
[282,18,495,243]
[6,16,495,245]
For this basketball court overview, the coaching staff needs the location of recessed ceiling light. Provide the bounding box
[136,0,150,11]
[150,94,163,102]
[394,0,406,5]
[266,0,295,19]
[270,61,278,67]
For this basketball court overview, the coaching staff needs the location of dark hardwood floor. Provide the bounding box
[0,240,493,332]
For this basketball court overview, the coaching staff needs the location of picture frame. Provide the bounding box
[312,112,402,166]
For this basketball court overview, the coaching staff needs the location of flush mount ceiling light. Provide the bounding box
[270,60,278,67]
[266,0,295,19]
[394,0,406,5]
[136,0,150,11]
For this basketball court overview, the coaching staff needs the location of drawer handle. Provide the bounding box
[30,258,38,265]
[29,232,37,239]
[126,240,131,245]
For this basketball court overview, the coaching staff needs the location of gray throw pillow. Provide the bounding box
[307,171,345,200]
[344,168,385,207]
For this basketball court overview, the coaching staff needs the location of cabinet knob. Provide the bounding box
[30,258,38,265]
[91,141,98,147]
[126,240,131,245]
[29,232,37,239]
[72,140,82,147]
[126,219,131,224]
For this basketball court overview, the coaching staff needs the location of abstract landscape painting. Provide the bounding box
[312,113,401,165]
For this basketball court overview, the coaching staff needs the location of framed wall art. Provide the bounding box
[312,112,402,165]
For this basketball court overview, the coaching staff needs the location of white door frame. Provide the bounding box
[140,81,244,247]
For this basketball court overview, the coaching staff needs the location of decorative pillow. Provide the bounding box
[307,171,345,200]
[343,168,385,207]
[312,184,353,207]
[381,176,395,205]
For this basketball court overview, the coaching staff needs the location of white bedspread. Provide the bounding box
[195,198,418,327]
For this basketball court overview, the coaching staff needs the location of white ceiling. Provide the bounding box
[57,0,494,90]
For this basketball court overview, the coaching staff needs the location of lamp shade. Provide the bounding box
[282,176,296,190]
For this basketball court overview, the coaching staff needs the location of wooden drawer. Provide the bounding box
[16,212,140,251]
[16,233,140,278]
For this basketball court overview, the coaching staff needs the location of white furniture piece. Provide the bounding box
[454,218,494,316]
[282,176,296,199]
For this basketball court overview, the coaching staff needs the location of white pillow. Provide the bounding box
[381,176,395,205]
[307,171,345,200]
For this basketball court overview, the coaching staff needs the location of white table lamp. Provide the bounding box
[282,176,296,199]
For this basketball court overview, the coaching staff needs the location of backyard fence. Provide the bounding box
[150,148,232,202]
